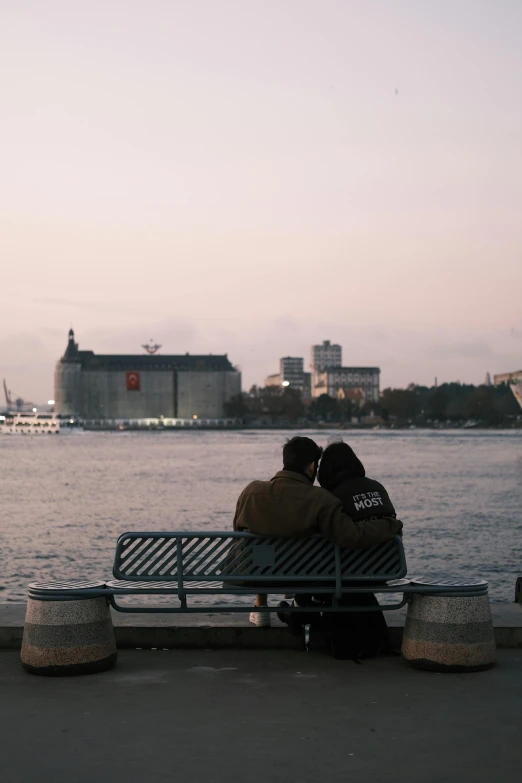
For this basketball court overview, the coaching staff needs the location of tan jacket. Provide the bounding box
[233,470,402,549]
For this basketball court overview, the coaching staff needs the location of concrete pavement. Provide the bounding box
[1,648,521,783]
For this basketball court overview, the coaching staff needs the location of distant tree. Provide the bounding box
[279,388,305,421]
[224,393,250,418]
[308,394,340,421]
[230,379,520,426]
[381,387,422,420]
[338,398,355,421]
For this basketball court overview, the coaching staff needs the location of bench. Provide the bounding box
[28,532,489,609]
[22,532,495,676]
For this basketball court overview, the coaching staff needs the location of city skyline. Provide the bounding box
[2,0,522,400]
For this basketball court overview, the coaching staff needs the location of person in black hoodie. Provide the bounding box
[314,438,398,659]
[317,439,396,522]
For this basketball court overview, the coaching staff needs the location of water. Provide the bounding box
[1,430,521,603]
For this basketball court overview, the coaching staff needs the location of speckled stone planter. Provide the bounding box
[21,592,117,676]
[402,594,496,673]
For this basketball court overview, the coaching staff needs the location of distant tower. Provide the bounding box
[311,340,342,373]
[485,372,492,386]
[311,340,342,397]
[63,328,79,359]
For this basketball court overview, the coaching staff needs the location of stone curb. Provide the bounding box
[1,604,521,650]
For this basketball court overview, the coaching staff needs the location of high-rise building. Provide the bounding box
[280,357,305,387]
[311,340,342,373]
[311,340,342,395]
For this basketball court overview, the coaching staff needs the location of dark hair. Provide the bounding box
[282,436,323,473]
[317,442,365,489]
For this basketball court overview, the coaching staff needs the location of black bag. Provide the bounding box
[321,593,390,660]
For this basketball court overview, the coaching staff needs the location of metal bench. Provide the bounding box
[28,531,488,610]
[22,532,495,676]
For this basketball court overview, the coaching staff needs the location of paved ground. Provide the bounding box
[1,649,521,783]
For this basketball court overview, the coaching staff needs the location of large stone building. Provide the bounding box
[54,330,241,420]
[314,366,380,403]
[310,340,380,402]
[311,340,342,373]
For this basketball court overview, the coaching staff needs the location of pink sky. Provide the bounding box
[1,0,522,400]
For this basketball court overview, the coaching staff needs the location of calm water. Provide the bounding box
[1,430,522,602]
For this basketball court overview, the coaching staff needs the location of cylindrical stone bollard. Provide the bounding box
[401,592,496,673]
[21,584,117,676]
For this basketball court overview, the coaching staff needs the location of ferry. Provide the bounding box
[0,412,83,435]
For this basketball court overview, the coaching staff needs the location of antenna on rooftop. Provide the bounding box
[142,339,162,355]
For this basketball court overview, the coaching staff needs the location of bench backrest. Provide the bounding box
[113,532,406,583]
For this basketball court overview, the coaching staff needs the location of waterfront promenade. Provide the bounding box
[1,647,520,782]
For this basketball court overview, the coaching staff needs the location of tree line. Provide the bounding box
[224,382,520,426]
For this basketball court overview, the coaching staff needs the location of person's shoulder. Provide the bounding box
[364,477,388,492]
[239,479,272,495]
[311,485,342,507]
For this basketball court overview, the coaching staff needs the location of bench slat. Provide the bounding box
[113,533,406,583]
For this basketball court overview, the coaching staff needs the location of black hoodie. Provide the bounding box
[324,470,396,522]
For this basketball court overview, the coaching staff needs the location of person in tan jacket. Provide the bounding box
[233,436,403,626]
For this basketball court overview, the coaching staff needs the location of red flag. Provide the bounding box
[126,372,140,391]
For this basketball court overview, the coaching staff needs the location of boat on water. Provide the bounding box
[0,412,83,435]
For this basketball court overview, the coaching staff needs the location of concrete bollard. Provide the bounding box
[21,588,117,676]
[401,593,496,673]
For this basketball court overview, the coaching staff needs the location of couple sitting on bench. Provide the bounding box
[233,436,403,658]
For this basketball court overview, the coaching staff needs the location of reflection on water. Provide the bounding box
[1,429,521,602]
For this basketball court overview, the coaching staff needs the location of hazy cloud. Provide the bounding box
[2,1,522,398]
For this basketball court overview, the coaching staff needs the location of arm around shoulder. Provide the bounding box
[318,499,403,549]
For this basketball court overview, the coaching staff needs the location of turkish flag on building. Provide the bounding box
[126,372,141,391]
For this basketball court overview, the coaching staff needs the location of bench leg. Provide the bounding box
[21,596,117,676]
[401,594,496,673]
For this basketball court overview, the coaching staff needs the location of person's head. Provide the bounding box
[282,436,323,481]
[317,441,366,489]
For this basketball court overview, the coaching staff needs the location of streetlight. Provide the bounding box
[48,399,55,406]
[282,381,290,387]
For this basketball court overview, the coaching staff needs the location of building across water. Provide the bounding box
[313,365,380,403]
[264,340,380,403]
[54,330,241,421]
[264,357,311,397]
[310,340,380,402]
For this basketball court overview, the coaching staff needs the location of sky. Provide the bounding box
[1,0,522,401]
